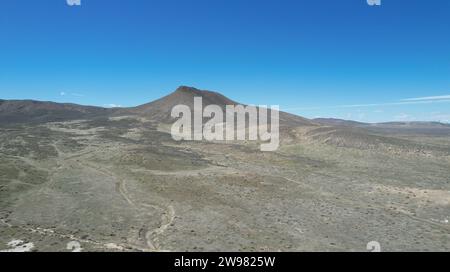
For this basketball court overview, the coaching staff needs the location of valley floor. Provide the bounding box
[0,117,449,252]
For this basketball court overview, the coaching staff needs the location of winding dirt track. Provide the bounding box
[66,148,175,252]
[144,204,175,251]
[3,141,176,252]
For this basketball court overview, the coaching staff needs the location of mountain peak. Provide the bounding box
[172,86,235,104]
[175,86,200,93]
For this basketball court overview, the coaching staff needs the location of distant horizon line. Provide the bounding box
[1,96,449,125]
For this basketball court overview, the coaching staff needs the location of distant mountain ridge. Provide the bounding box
[1,88,449,155]
[313,118,450,128]
[314,118,450,128]
[0,86,314,127]
[313,117,450,136]
[313,118,367,127]
[0,99,112,123]
[2,88,448,134]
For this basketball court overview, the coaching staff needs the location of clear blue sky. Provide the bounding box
[1,0,449,122]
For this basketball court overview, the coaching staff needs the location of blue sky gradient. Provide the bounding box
[1,0,449,122]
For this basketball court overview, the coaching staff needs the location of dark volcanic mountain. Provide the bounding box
[120,86,240,122]
[123,86,315,126]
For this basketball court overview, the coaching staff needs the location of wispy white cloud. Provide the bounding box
[285,94,450,123]
[356,112,366,121]
[284,97,450,111]
[402,95,450,101]
[430,113,450,123]
[59,91,85,97]
[104,104,123,108]
[66,0,81,6]
[394,113,413,121]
